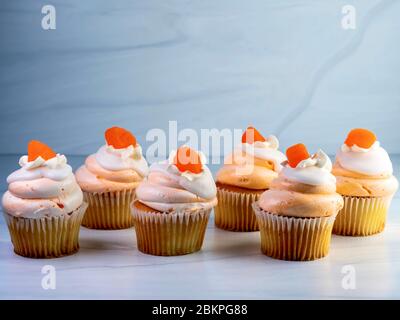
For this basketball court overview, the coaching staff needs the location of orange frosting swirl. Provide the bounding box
[258,175,343,218]
[216,144,286,190]
[332,162,398,197]
[75,155,143,193]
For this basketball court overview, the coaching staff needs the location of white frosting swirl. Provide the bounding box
[336,141,393,176]
[136,150,217,212]
[8,154,72,183]
[240,135,286,172]
[95,144,149,177]
[154,150,216,200]
[3,154,83,218]
[282,149,336,186]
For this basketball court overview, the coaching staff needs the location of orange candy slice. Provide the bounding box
[105,126,137,149]
[344,128,376,149]
[286,143,310,168]
[28,140,56,162]
[241,126,266,144]
[173,146,203,174]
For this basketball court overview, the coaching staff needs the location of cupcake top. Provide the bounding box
[216,126,286,190]
[2,140,84,218]
[333,128,398,197]
[135,146,217,212]
[76,126,149,193]
[258,143,343,218]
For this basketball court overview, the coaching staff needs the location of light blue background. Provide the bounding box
[1,1,400,300]
[0,0,399,156]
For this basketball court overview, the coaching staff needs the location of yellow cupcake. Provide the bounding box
[132,146,217,256]
[2,140,87,258]
[253,144,343,261]
[75,127,149,229]
[215,126,286,231]
[332,129,398,236]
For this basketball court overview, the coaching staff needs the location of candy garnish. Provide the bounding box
[173,146,203,174]
[241,126,266,144]
[286,143,310,168]
[28,140,57,162]
[344,128,376,149]
[105,126,137,149]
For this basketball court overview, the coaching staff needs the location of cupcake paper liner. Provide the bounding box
[131,204,211,256]
[3,202,87,259]
[214,186,261,231]
[253,202,337,261]
[82,189,135,230]
[333,195,393,236]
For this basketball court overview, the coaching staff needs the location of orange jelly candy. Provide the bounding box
[28,140,56,162]
[286,143,310,168]
[105,126,137,149]
[344,128,376,149]
[241,126,266,144]
[174,146,203,174]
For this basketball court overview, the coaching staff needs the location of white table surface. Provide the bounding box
[1,155,400,300]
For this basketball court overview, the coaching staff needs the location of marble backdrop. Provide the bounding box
[0,0,399,157]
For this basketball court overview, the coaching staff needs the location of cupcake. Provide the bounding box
[132,146,217,256]
[215,126,286,231]
[332,128,398,236]
[2,140,87,258]
[253,143,344,261]
[75,126,149,229]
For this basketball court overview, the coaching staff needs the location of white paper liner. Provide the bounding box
[214,186,261,231]
[3,202,87,258]
[82,189,135,229]
[333,195,393,236]
[131,202,211,256]
[253,202,337,261]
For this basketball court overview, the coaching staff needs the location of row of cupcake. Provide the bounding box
[216,129,397,224]
[214,127,397,260]
[1,127,217,258]
[2,126,397,261]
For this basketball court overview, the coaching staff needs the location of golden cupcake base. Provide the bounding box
[3,203,87,259]
[214,185,263,231]
[82,189,135,230]
[333,195,392,236]
[253,203,337,261]
[131,201,211,256]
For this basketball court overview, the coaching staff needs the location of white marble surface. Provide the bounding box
[0,0,400,156]
[1,155,400,299]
